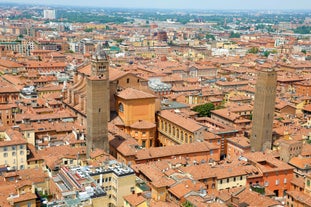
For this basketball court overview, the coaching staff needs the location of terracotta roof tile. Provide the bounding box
[117,88,156,99]
[159,110,203,132]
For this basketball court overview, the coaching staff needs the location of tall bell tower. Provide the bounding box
[86,46,110,158]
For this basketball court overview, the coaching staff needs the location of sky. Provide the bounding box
[4,0,311,10]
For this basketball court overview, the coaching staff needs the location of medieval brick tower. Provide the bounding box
[251,68,277,152]
[86,46,110,158]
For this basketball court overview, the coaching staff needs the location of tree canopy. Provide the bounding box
[229,32,241,38]
[248,47,259,54]
[192,103,215,117]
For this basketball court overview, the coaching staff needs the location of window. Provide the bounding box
[227,178,229,183]
[264,181,269,186]
[284,178,287,184]
[210,150,213,155]
[142,141,146,148]
[20,165,25,170]
[20,151,24,155]
[3,147,7,151]
[12,152,16,156]
[118,103,124,112]
[3,152,8,157]
[307,179,311,187]
[20,145,24,149]
[126,78,130,83]
[276,179,280,185]
[12,146,16,150]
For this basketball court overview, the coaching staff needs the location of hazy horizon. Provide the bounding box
[3,0,311,10]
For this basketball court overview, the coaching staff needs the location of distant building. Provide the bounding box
[43,9,56,20]
[287,173,311,207]
[157,31,168,42]
[0,129,28,170]
[251,69,277,152]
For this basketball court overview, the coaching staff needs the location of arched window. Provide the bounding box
[169,124,171,134]
[172,126,175,136]
[118,103,124,112]
[177,129,179,139]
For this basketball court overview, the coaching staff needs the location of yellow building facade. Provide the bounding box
[115,88,157,148]
[157,110,206,146]
[0,129,28,170]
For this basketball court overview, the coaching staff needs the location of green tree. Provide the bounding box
[206,34,215,41]
[248,47,259,54]
[84,28,93,32]
[294,26,311,34]
[114,38,124,44]
[271,49,278,54]
[192,103,215,117]
[263,51,270,57]
[302,49,307,54]
[229,32,241,38]
[182,201,193,207]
